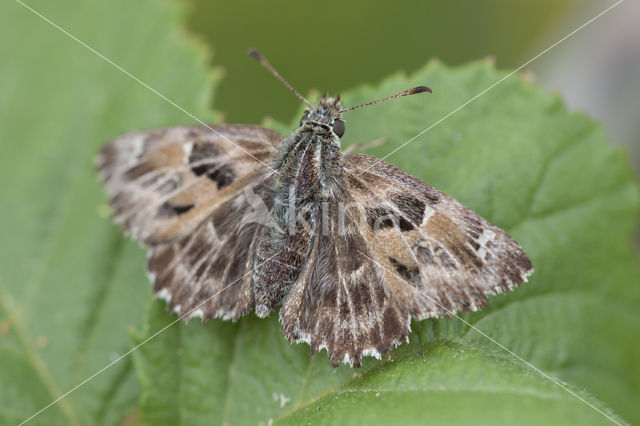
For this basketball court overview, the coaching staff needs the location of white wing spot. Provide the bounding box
[475,229,496,261]
[156,288,172,303]
[477,229,495,245]
[190,308,204,319]
[420,205,435,226]
[362,348,382,359]
[130,135,145,163]
[343,354,351,365]
[183,141,193,164]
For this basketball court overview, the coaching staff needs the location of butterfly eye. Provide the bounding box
[332,119,345,137]
[299,111,310,126]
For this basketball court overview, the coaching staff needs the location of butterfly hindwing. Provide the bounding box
[280,195,410,368]
[97,124,282,245]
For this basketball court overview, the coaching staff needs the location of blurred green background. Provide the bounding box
[186,0,639,174]
[187,0,576,123]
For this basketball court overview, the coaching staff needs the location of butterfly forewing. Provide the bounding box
[344,154,533,315]
[147,178,276,320]
[97,124,282,245]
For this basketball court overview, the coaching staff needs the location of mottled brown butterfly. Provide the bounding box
[97,50,533,367]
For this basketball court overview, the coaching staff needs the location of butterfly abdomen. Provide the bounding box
[252,132,338,317]
[253,221,314,317]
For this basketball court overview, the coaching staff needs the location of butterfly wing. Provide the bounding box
[280,203,411,367]
[280,153,533,367]
[344,154,534,314]
[97,124,282,320]
[97,124,282,245]
[147,179,276,320]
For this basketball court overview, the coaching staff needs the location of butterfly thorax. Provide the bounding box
[253,95,345,317]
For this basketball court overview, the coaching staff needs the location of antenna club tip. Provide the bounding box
[413,86,432,94]
[247,49,261,59]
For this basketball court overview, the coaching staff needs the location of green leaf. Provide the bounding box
[133,60,640,424]
[0,0,217,424]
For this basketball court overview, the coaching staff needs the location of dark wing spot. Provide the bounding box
[189,141,220,165]
[192,162,235,188]
[366,207,395,231]
[206,165,236,188]
[398,217,416,232]
[388,257,420,284]
[189,142,236,188]
[191,164,208,176]
[156,201,195,218]
[391,194,426,226]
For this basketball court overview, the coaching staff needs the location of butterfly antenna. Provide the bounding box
[340,86,432,113]
[248,49,313,109]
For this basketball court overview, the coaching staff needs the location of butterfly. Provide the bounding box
[96,50,533,367]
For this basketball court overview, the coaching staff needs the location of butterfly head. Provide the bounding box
[248,49,430,141]
[300,93,345,138]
